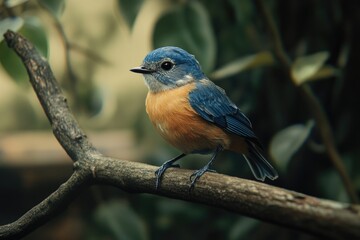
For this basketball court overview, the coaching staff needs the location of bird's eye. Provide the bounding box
[160,61,174,71]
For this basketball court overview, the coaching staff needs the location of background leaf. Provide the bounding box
[88,200,148,240]
[153,1,216,73]
[0,17,48,85]
[4,0,28,7]
[291,51,329,85]
[0,17,24,42]
[318,169,348,202]
[117,0,144,29]
[229,217,259,240]
[306,66,339,82]
[38,0,65,17]
[211,51,273,80]
[270,120,315,171]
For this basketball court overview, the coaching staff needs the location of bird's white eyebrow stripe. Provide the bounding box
[176,74,195,85]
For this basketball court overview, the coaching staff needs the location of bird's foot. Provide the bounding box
[155,160,181,190]
[189,164,217,191]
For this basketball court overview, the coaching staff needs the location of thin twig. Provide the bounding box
[254,0,358,203]
[70,43,110,65]
[0,168,91,240]
[37,1,79,106]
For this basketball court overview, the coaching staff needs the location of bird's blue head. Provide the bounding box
[130,46,206,92]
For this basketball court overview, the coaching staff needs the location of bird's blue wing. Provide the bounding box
[189,80,257,139]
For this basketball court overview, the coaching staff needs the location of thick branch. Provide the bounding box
[3,30,100,161]
[2,156,360,240]
[2,30,360,240]
[93,157,360,240]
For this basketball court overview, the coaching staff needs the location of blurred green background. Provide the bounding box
[0,0,359,239]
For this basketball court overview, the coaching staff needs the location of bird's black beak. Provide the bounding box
[130,66,153,74]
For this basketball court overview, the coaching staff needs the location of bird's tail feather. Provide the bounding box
[243,140,278,181]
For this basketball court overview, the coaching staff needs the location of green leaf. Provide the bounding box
[291,51,329,85]
[4,0,29,7]
[0,17,24,42]
[306,65,339,81]
[38,0,65,17]
[0,17,48,85]
[228,0,253,23]
[153,1,216,73]
[117,0,144,29]
[270,120,315,171]
[90,200,148,240]
[318,169,348,202]
[229,217,259,240]
[210,51,274,80]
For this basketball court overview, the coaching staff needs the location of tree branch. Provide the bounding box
[3,29,100,161]
[253,0,359,203]
[1,30,360,240]
[0,168,91,240]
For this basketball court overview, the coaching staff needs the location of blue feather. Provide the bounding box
[189,81,278,180]
[189,80,257,140]
[243,140,279,181]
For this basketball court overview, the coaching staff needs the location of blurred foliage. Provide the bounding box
[87,200,148,240]
[153,1,216,73]
[38,0,64,17]
[0,16,48,85]
[291,51,331,85]
[1,0,360,239]
[117,0,143,29]
[269,120,315,173]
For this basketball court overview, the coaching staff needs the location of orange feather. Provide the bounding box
[146,83,248,154]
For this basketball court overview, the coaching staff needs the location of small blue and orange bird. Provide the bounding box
[131,46,278,189]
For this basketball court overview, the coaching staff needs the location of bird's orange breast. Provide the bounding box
[145,83,247,154]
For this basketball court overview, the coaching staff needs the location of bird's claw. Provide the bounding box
[155,163,180,175]
[155,163,181,190]
[189,167,216,191]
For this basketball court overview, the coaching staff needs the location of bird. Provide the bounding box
[130,46,278,190]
